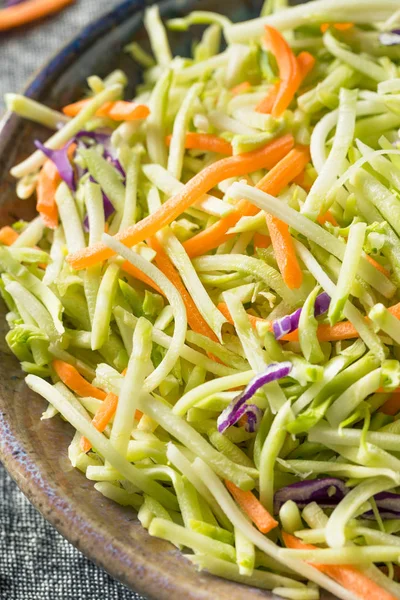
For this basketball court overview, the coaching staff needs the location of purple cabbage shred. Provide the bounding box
[34,139,76,191]
[273,478,348,515]
[217,362,292,433]
[379,29,400,46]
[272,292,331,339]
[363,491,400,520]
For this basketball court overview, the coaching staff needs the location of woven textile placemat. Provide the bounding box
[0,2,146,598]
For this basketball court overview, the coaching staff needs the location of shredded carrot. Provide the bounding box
[296,51,316,80]
[218,302,266,330]
[106,101,150,122]
[165,133,233,156]
[148,237,219,342]
[256,81,280,114]
[0,226,19,246]
[379,393,400,416]
[121,260,165,295]
[36,159,61,229]
[120,239,219,343]
[62,99,150,121]
[365,255,391,279]
[257,45,315,115]
[282,532,397,600]
[183,144,307,258]
[52,360,107,400]
[230,81,252,95]
[225,480,278,534]
[316,211,338,226]
[320,23,354,33]
[36,143,76,229]
[259,26,302,117]
[266,216,303,289]
[81,392,118,453]
[253,233,271,249]
[0,0,75,31]
[67,134,295,270]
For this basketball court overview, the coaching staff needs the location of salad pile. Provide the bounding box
[4,0,400,598]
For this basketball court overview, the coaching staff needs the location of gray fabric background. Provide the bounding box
[0,1,146,598]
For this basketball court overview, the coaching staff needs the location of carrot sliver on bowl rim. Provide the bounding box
[3,3,400,599]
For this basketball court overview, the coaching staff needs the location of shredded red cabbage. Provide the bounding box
[217,362,292,433]
[379,30,400,46]
[272,292,331,339]
[75,130,112,145]
[273,478,348,514]
[34,140,76,191]
[5,0,26,5]
[245,405,263,433]
[363,491,400,520]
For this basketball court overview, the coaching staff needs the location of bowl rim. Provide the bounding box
[0,3,206,599]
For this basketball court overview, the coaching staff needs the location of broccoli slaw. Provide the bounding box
[5,0,400,598]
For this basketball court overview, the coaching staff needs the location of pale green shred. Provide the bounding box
[110,317,152,455]
[302,88,357,220]
[6,3,400,597]
[144,5,173,67]
[80,148,125,213]
[323,31,387,83]
[91,262,120,350]
[328,222,366,325]
[167,83,203,180]
[5,94,70,129]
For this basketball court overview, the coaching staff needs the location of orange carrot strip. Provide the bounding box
[317,211,338,226]
[266,216,303,289]
[256,81,280,114]
[148,237,219,342]
[62,99,91,116]
[230,81,252,95]
[218,302,267,330]
[256,45,315,116]
[183,144,307,258]
[36,143,76,229]
[62,99,149,121]
[282,532,397,600]
[67,134,295,270]
[166,133,233,156]
[121,260,165,295]
[0,0,75,31]
[52,360,107,401]
[0,226,19,246]
[380,393,400,416]
[81,392,118,453]
[225,480,278,534]
[365,255,391,279]
[320,23,354,33]
[262,26,302,117]
[253,233,271,249]
[296,51,316,80]
[36,160,61,229]
[107,101,150,122]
